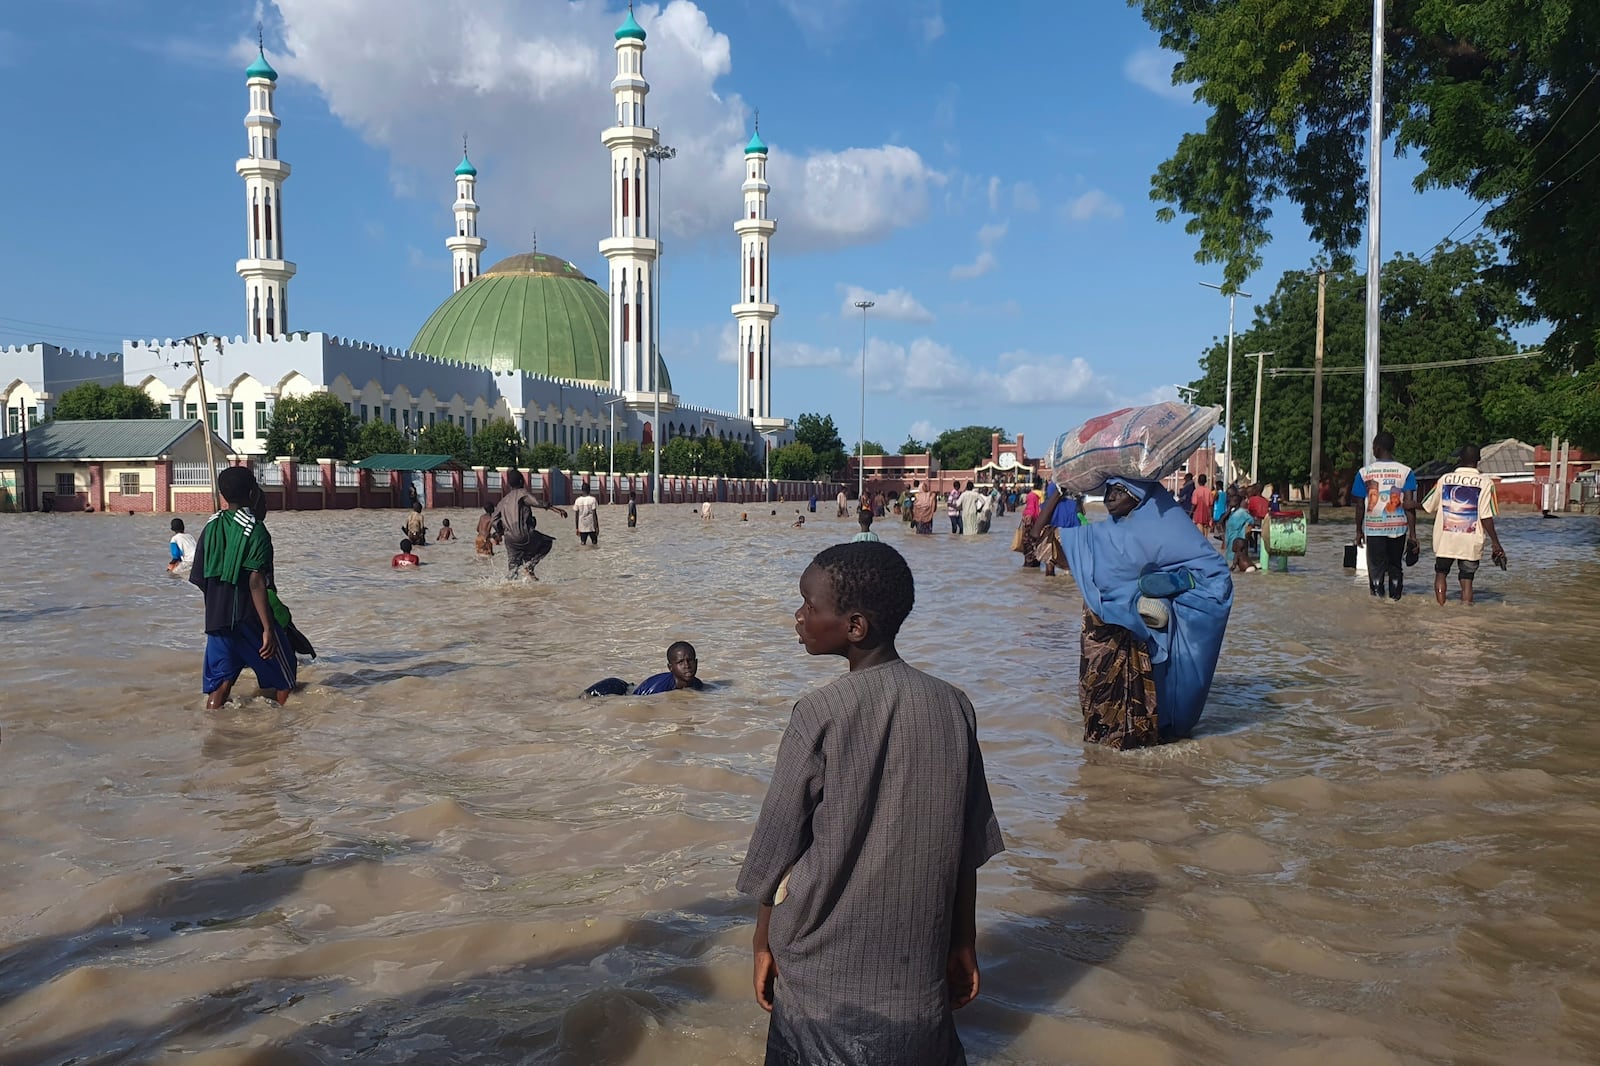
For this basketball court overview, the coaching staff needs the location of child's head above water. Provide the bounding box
[399,538,413,553]
[440,518,451,528]
[666,640,698,686]
[800,541,915,653]
[170,518,185,533]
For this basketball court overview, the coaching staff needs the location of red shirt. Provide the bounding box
[1190,486,1215,524]
[392,553,420,568]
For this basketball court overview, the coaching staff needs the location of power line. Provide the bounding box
[1268,349,1542,377]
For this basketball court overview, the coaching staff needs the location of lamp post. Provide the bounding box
[604,397,624,477]
[761,430,776,503]
[1362,0,1385,466]
[645,140,676,505]
[853,299,874,501]
[1241,351,1275,484]
[1199,282,1251,486]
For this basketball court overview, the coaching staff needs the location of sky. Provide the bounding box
[0,0,1491,455]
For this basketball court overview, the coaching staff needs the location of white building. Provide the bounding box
[1,7,791,465]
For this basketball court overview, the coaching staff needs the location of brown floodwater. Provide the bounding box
[1,504,1598,1065]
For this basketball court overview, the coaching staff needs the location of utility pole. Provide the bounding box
[1310,269,1327,523]
[188,335,222,512]
[1246,350,1275,485]
[854,299,874,501]
[1362,0,1385,466]
[18,399,32,512]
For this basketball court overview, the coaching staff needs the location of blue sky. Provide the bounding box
[0,0,1487,455]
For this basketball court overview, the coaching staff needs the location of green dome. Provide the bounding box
[246,49,278,81]
[454,152,477,177]
[745,130,768,155]
[409,253,618,381]
[615,8,646,40]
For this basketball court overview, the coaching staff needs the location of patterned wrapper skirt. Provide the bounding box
[1079,607,1160,749]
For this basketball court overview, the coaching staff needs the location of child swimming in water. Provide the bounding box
[582,641,704,696]
[392,539,421,568]
[436,518,455,542]
[475,503,495,557]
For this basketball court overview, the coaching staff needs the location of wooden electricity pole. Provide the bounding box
[188,335,222,512]
[1309,269,1327,524]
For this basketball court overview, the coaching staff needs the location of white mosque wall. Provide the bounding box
[111,332,788,458]
[1,344,125,434]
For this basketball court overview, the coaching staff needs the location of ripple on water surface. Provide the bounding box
[1,507,1598,1064]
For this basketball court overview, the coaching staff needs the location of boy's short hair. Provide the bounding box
[505,470,526,490]
[810,541,915,640]
[412,502,423,512]
[400,538,413,552]
[170,518,185,533]
[667,640,695,661]
[483,502,494,514]
[858,507,873,528]
[217,465,258,505]
[440,518,451,526]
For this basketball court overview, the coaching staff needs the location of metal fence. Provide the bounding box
[296,464,323,487]
[255,461,282,486]
[172,461,219,487]
[486,471,502,491]
[335,463,360,487]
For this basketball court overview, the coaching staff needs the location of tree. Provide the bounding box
[348,419,408,461]
[853,441,886,456]
[930,426,1005,472]
[523,442,570,470]
[1134,0,1600,367]
[899,436,927,454]
[53,382,163,421]
[264,393,356,459]
[793,412,848,477]
[660,435,701,475]
[472,418,524,468]
[417,421,470,463]
[770,442,819,481]
[1185,241,1540,490]
[610,439,647,474]
[575,442,608,471]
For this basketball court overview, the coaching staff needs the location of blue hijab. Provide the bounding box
[1060,477,1233,737]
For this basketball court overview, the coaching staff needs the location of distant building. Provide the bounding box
[0,419,230,513]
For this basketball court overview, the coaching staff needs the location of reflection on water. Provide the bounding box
[1,506,1599,1064]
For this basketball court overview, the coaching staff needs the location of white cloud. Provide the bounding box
[909,419,939,442]
[840,285,934,324]
[856,337,1113,409]
[1063,189,1124,222]
[922,11,946,43]
[1012,181,1040,212]
[1124,47,1193,104]
[259,0,941,257]
[949,221,1007,280]
[777,340,846,369]
[986,175,1001,213]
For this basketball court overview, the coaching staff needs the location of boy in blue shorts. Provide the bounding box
[187,466,296,708]
[740,541,1004,1065]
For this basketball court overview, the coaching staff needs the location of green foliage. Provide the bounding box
[660,436,701,475]
[610,439,648,474]
[1184,241,1552,488]
[930,426,1006,472]
[264,393,356,460]
[473,418,524,468]
[416,420,470,463]
[899,436,927,454]
[575,442,608,471]
[348,419,408,461]
[793,412,848,476]
[1135,0,1600,367]
[522,442,570,470]
[853,440,886,456]
[770,442,819,481]
[52,382,164,421]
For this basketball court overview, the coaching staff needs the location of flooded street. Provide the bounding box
[2,504,1598,1065]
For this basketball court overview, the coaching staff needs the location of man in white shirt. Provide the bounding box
[573,482,600,547]
[1421,443,1507,606]
[1350,431,1419,601]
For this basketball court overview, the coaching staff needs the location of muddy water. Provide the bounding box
[1,504,1598,1065]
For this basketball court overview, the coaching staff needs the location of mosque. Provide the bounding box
[1,7,790,463]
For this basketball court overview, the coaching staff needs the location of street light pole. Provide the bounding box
[645,140,676,505]
[1200,282,1250,485]
[854,299,874,501]
[1242,350,1275,485]
[1362,0,1385,467]
[761,430,776,503]
[604,397,624,478]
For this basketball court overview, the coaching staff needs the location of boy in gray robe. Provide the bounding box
[739,541,1004,1065]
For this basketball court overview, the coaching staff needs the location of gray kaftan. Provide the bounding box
[738,658,1004,1066]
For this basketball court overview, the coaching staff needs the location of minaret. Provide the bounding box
[598,5,661,403]
[733,122,784,430]
[447,139,487,292]
[235,36,296,341]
